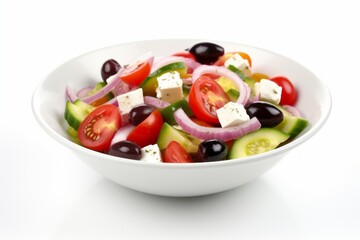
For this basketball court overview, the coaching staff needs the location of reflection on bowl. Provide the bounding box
[32,39,331,197]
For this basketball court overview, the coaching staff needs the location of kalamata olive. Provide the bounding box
[101,59,121,82]
[189,42,224,65]
[246,102,283,128]
[108,140,142,160]
[128,104,155,126]
[197,139,228,162]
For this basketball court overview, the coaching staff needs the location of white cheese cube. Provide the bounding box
[216,102,250,128]
[156,71,183,103]
[224,53,252,77]
[116,88,144,116]
[254,79,282,104]
[140,144,162,163]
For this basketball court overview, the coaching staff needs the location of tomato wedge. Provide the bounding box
[78,104,121,152]
[188,76,230,125]
[164,141,193,163]
[269,76,297,105]
[120,61,151,86]
[127,109,164,148]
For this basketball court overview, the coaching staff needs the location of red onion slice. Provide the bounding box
[110,124,135,146]
[191,65,250,105]
[174,108,261,141]
[144,96,170,108]
[65,85,77,102]
[282,105,303,117]
[76,86,93,98]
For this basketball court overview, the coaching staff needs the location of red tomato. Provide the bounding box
[78,104,122,152]
[120,61,151,86]
[127,109,164,148]
[214,52,252,67]
[269,76,297,105]
[188,76,230,125]
[164,141,193,163]
[172,51,196,61]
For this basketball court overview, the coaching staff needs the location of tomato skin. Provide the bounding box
[172,51,197,61]
[214,52,252,67]
[164,141,193,163]
[120,61,151,86]
[269,76,297,105]
[189,76,230,125]
[78,105,122,152]
[127,109,164,148]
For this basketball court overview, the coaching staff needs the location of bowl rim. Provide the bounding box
[32,38,332,169]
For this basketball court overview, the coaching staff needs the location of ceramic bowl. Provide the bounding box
[32,39,331,197]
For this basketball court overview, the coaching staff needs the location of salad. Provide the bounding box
[64,42,308,163]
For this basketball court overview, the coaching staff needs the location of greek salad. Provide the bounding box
[64,42,308,163]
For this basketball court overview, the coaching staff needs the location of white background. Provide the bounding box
[1,0,359,239]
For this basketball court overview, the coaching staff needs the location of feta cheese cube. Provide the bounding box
[216,102,250,128]
[224,53,252,77]
[116,88,144,116]
[156,71,183,103]
[254,79,282,104]
[140,144,162,163]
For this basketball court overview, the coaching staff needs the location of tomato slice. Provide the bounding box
[164,141,193,163]
[269,76,297,105]
[127,109,164,148]
[78,104,121,152]
[188,76,230,125]
[214,52,252,67]
[120,61,151,86]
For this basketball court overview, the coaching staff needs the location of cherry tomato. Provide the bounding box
[214,52,252,67]
[120,61,151,86]
[127,109,164,148]
[164,141,193,163]
[78,104,122,152]
[172,51,197,61]
[269,76,297,105]
[188,76,230,125]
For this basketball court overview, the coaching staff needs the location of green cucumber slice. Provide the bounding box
[140,62,187,97]
[273,105,309,137]
[157,122,200,154]
[229,128,290,159]
[64,99,95,130]
[276,115,308,137]
[160,99,193,125]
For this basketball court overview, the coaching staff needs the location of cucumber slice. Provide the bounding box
[276,115,308,137]
[140,62,187,97]
[160,99,193,125]
[273,105,309,137]
[229,128,290,159]
[64,99,95,130]
[157,122,200,154]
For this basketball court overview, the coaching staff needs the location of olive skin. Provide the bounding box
[128,104,155,126]
[197,139,228,162]
[189,42,224,65]
[108,140,142,160]
[101,59,121,82]
[246,102,284,128]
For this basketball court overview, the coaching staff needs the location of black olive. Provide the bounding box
[246,102,283,128]
[189,42,224,65]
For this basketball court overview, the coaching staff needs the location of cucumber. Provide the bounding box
[273,105,309,138]
[276,114,308,137]
[64,99,95,130]
[229,128,290,159]
[140,62,187,97]
[160,99,193,125]
[157,122,201,154]
[66,126,80,144]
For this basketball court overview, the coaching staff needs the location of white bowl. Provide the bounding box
[32,39,331,197]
